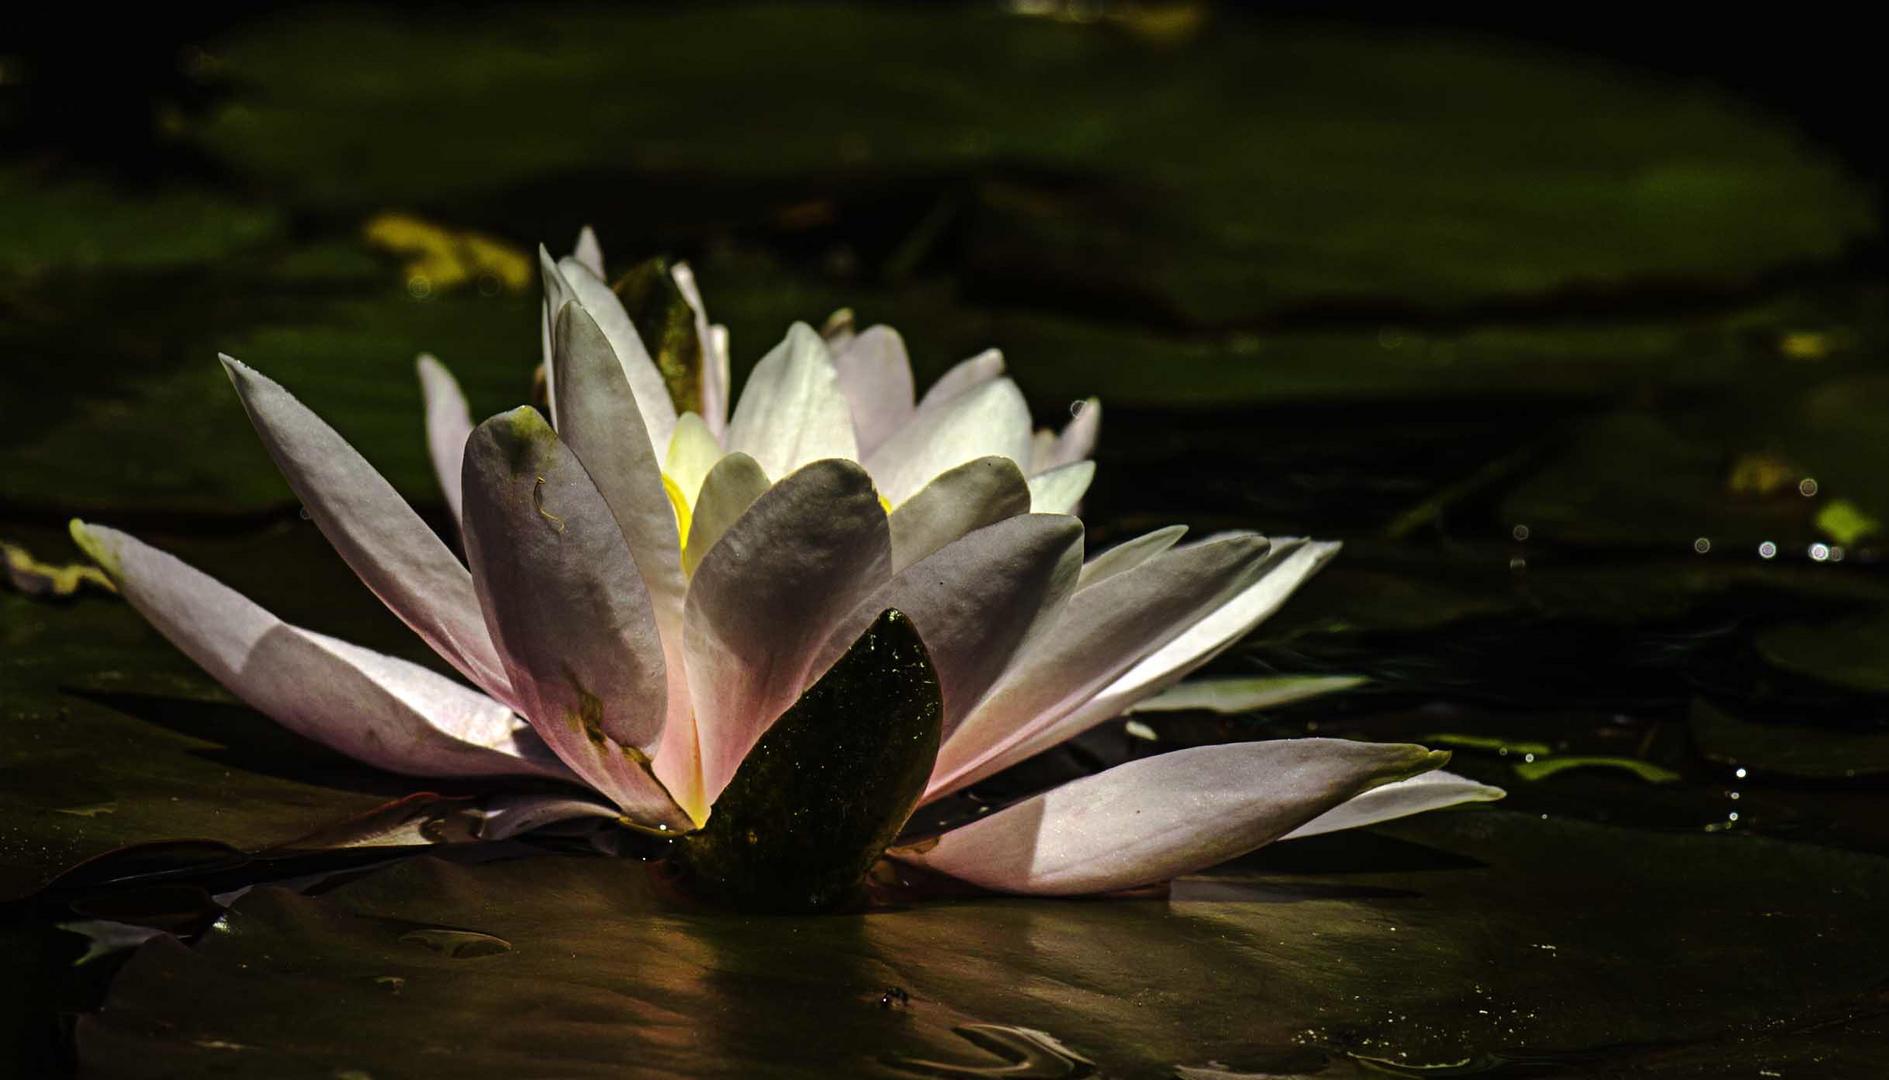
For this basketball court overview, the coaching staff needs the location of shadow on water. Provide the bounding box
[66,689,417,795]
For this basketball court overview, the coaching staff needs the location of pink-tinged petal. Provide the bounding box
[478,792,623,841]
[930,533,1273,799]
[681,451,770,578]
[1027,460,1094,514]
[1128,674,1367,714]
[918,348,1004,412]
[572,225,605,278]
[1078,524,1186,588]
[1071,541,1340,722]
[220,355,513,706]
[415,353,473,531]
[815,514,1083,737]
[897,740,1447,895]
[887,456,1031,572]
[461,407,686,830]
[831,324,916,455]
[684,459,892,804]
[550,302,698,811]
[1281,771,1504,841]
[1035,398,1101,474]
[70,522,566,782]
[867,377,1034,505]
[556,256,679,454]
[724,323,858,480]
[671,261,729,439]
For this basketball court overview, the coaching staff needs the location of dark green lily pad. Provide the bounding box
[678,609,943,912]
[1755,611,1889,696]
[183,7,1874,319]
[0,167,280,277]
[1691,699,1889,779]
[80,810,1889,1077]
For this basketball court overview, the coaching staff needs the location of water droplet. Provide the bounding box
[1809,543,1831,562]
[406,275,433,300]
[1510,524,1530,542]
[1798,477,1819,497]
[1693,537,1711,554]
[1735,767,1748,779]
[1757,541,1778,559]
[398,928,512,959]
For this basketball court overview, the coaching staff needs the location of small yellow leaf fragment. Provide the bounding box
[1726,452,1798,498]
[363,212,531,295]
[3,538,116,598]
[1778,331,1831,361]
[1816,499,1880,547]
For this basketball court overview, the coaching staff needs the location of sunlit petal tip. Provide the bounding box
[1281,768,1504,842]
[572,225,604,277]
[1027,459,1095,514]
[724,322,857,480]
[218,353,513,705]
[899,739,1447,895]
[415,352,473,527]
[70,521,566,783]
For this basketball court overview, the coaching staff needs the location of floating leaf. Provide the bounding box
[1690,699,1889,779]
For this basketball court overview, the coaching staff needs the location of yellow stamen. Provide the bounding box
[663,473,693,549]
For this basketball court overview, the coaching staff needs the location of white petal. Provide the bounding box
[815,514,1083,737]
[415,353,473,531]
[461,407,686,830]
[684,460,892,804]
[549,300,687,641]
[664,412,724,507]
[537,247,576,426]
[549,302,696,804]
[1036,398,1101,474]
[724,322,858,479]
[940,541,1338,796]
[1128,674,1367,714]
[867,377,1033,505]
[682,451,770,578]
[830,324,916,454]
[887,456,1031,571]
[671,261,729,439]
[478,792,622,841]
[897,740,1447,895]
[70,522,564,781]
[555,256,678,453]
[918,348,1004,412]
[572,225,604,278]
[1079,525,1186,588]
[930,533,1274,799]
[1077,541,1341,721]
[220,355,512,705]
[1027,460,1094,514]
[1281,771,1504,840]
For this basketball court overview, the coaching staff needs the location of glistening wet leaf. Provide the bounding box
[79,811,1889,1078]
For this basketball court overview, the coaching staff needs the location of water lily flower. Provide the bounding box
[70,229,1501,910]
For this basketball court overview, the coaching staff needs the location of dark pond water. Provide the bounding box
[3,5,1886,1076]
